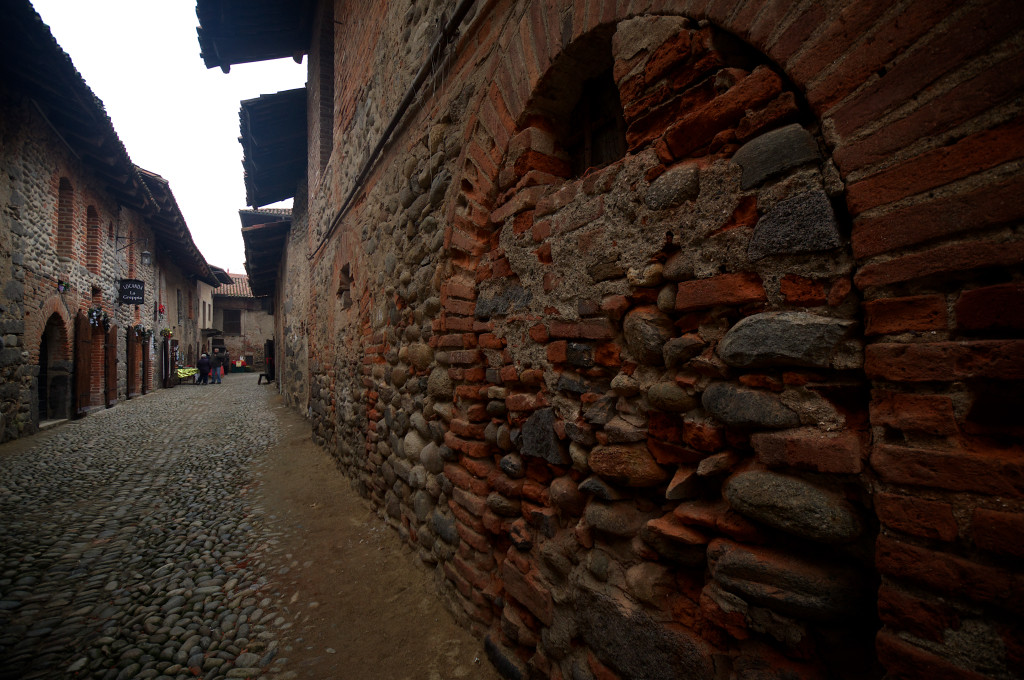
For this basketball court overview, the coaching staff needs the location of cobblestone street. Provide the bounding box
[0,377,494,680]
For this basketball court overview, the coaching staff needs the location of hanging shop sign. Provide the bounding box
[118,278,145,304]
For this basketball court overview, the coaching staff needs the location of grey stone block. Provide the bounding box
[723,469,863,543]
[623,308,674,365]
[521,407,569,464]
[645,164,700,210]
[702,382,799,429]
[576,587,713,680]
[748,189,841,261]
[732,123,820,190]
[707,539,865,621]
[717,311,855,369]
[474,284,531,319]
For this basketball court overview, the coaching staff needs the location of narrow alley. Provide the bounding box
[0,377,498,680]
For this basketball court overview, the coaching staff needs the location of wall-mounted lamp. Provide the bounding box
[115,231,152,266]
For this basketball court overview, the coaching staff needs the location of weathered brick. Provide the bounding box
[804,0,956,113]
[751,428,864,474]
[664,66,784,158]
[875,493,958,542]
[876,534,1024,612]
[444,431,492,458]
[878,582,960,643]
[876,630,991,680]
[972,508,1024,558]
[830,0,1023,139]
[506,392,546,412]
[675,273,766,311]
[501,562,554,626]
[854,239,1024,290]
[871,443,1024,498]
[847,117,1024,215]
[779,274,826,305]
[956,283,1024,332]
[865,340,1024,382]
[852,175,1024,258]
[870,390,957,436]
[863,295,948,335]
[833,49,1024,171]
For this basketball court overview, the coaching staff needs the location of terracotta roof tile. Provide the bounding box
[215,274,253,298]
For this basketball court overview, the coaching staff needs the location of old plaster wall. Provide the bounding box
[280,1,1024,678]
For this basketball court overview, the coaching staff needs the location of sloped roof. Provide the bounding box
[240,208,292,227]
[215,273,253,298]
[240,89,307,207]
[196,0,316,72]
[1,1,218,286]
[240,212,290,297]
[137,169,221,286]
[207,265,235,285]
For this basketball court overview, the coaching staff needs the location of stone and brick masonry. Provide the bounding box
[267,1,1024,678]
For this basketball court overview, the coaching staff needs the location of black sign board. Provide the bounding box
[119,279,145,304]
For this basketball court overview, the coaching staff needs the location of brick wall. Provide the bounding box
[282,1,1024,677]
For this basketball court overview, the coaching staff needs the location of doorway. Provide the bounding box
[37,313,71,423]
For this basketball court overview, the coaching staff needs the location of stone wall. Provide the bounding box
[213,297,274,368]
[2,87,173,440]
[276,1,1024,678]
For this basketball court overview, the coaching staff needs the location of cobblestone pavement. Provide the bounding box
[0,377,297,680]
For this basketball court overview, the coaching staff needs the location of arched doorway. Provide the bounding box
[36,313,71,423]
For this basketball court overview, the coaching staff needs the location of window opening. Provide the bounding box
[565,67,626,176]
[337,262,353,309]
[57,178,73,259]
[223,309,241,335]
[86,206,100,274]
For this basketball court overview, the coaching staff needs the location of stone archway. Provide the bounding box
[36,312,72,423]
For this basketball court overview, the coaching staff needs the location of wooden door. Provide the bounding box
[126,328,136,398]
[141,334,150,395]
[74,310,91,417]
[105,324,118,407]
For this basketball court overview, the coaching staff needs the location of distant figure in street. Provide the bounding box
[197,353,211,385]
[211,348,224,384]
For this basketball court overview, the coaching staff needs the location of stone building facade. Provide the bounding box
[0,2,220,441]
[210,273,274,370]
[205,1,1024,678]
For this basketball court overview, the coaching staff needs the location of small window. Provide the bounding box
[337,263,352,310]
[177,289,183,323]
[86,206,100,274]
[565,68,626,176]
[223,309,241,335]
[57,178,74,259]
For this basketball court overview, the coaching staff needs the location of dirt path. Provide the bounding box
[254,393,502,680]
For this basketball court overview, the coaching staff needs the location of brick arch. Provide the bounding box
[436,7,883,678]
[25,295,73,364]
[433,3,1023,678]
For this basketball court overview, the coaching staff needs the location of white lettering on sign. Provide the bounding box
[119,279,145,304]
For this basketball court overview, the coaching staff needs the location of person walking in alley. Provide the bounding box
[197,352,211,385]
[211,348,224,384]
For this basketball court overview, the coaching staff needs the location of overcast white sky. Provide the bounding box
[31,0,307,274]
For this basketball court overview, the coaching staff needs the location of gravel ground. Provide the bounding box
[0,377,295,680]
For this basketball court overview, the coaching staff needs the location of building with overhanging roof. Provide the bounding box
[0,0,220,440]
[209,272,274,372]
